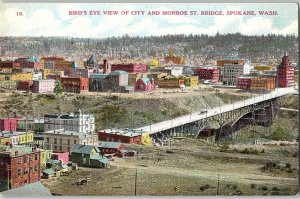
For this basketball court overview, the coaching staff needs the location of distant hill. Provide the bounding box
[0,33,298,65]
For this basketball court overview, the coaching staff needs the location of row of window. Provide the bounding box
[17,165,39,176]
[46,138,77,145]
[18,154,39,164]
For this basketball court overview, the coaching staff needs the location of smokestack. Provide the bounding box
[103,59,109,74]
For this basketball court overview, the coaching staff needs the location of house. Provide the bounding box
[51,151,69,165]
[157,77,185,88]
[71,144,110,168]
[277,52,295,87]
[0,145,41,191]
[98,142,125,155]
[17,80,33,91]
[134,77,155,92]
[0,182,52,197]
[42,168,57,179]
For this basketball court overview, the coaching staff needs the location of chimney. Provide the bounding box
[15,151,18,156]
[103,59,108,74]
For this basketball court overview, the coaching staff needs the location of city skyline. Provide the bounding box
[0,3,298,38]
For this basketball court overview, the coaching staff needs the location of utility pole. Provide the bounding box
[134,168,138,196]
[216,174,220,195]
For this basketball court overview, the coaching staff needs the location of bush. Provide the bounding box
[261,149,265,153]
[242,148,250,154]
[250,184,256,189]
[272,187,280,191]
[285,163,291,169]
[232,184,238,189]
[260,186,268,191]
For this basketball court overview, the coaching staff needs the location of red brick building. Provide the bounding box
[236,77,251,90]
[98,129,141,144]
[134,78,155,92]
[60,77,89,93]
[0,145,41,191]
[0,118,17,132]
[0,61,21,69]
[277,52,295,87]
[194,67,220,83]
[111,63,147,73]
[17,81,33,91]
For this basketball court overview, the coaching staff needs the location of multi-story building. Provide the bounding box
[44,109,95,134]
[41,57,73,72]
[32,80,55,93]
[221,63,252,85]
[111,63,147,73]
[60,77,89,93]
[165,66,183,77]
[0,118,17,131]
[236,76,251,90]
[89,70,129,92]
[157,77,185,88]
[277,52,295,87]
[250,76,276,90]
[0,61,21,69]
[0,145,41,191]
[17,118,44,133]
[17,80,33,91]
[42,130,98,153]
[2,73,33,81]
[216,57,246,67]
[194,67,220,83]
[69,68,93,78]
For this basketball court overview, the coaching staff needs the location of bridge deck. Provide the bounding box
[135,87,297,134]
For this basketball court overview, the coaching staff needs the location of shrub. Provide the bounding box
[242,148,250,154]
[250,184,256,189]
[232,184,238,189]
[261,149,265,153]
[272,187,280,191]
[260,186,268,191]
[285,163,291,169]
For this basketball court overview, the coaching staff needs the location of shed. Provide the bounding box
[42,168,56,179]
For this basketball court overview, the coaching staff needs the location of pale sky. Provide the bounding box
[0,3,298,38]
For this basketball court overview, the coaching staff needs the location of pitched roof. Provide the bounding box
[90,157,110,164]
[0,182,52,197]
[99,141,123,149]
[71,144,100,154]
[87,54,97,65]
[90,73,108,79]
[43,168,56,175]
[110,70,127,75]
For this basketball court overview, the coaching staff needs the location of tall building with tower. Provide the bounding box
[277,52,294,87]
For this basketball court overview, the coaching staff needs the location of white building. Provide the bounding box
[221,63,252,85]
[165,66,183,77]
[42,129,98,152]
[44,109,95,134]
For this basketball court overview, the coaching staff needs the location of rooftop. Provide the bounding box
[0,145,38,157]
[100,128,146,137]
[0,182,52,197]
[98,141,123,149]
[72,144,100,154]
[43,129,96,139]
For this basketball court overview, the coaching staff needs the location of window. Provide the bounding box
[35,153,39,161]
[59,146,62,151]
[18,169,22,176]
[54,138,57,144]
[54,146,57,150]
[24,168,28,175]
[67,140,70,145]
[46,137,49,142]
[18,158,22,164]
[60,139,62,144]
[23,156,28,163]
[74,140,77,144]
[35,165,38,172]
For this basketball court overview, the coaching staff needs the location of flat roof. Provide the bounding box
[43,129,96,139]
[100,128,146,137]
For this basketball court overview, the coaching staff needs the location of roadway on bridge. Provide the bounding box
[136,87,298,134]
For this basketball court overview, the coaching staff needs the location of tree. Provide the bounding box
[54,80,63,96]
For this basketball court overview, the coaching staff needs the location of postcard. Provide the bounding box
[0,2,298,197]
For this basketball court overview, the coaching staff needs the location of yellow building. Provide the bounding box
[4,73,33,81]
[39,149,53,168]
[0,137,10,145]
[42,69,64,79]
[17,132,34,145]
[254,65,273,73]
[140,132,152,146]
[158,76,185,88]
[183,76,199,87]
